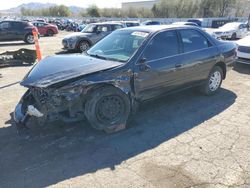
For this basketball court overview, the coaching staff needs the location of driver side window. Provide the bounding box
[0,22,10,29]
[97,25,109,33]
[143,30,179,61]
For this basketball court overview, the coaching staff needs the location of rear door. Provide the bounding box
[177,29,219,85]
[134,30,184,100]
[38,23,47,35]
[9,22,25,40]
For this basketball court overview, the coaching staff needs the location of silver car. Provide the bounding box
[62,22,124,52]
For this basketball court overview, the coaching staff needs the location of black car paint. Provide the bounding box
[21,54,123,87]
[14,25,236,126]
[0,21,34,42]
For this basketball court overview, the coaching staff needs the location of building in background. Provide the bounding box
[122,0,159,10]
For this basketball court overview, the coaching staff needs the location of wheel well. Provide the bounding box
[24,33,32,38]
[86,83,125,95]
[47,29,53,33]
[215,62,226,79]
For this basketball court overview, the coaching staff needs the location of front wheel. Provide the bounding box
[85,86,130,133]
[231,33,237,40]
[78,40,90,52]
[200,66,223,95]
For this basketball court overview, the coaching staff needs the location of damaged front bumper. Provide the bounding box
[14,85,87,126]
[14,102,44,125]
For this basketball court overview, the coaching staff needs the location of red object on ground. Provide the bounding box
[32,28,42,61]
[32,22,59,36]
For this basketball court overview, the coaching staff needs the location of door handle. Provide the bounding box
[175,64,182,68]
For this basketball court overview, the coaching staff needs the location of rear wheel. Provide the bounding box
[200,66,223,95]
[85,86,130,133]
[25,34,34,44]
[47,29,54,36]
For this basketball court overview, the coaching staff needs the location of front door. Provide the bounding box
[134,30,185,100]
[0,22,11,41]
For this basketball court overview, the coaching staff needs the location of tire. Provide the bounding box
[78,40,90,52]
[200,66,223,95]
[85,86,130,133]
[24,34,34,44]
[231,33,237,40]
[47,29,54,36]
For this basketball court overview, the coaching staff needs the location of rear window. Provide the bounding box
[179,29,211,53]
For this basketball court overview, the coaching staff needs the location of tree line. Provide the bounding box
[21,5,71,17]
[21,0,250,18]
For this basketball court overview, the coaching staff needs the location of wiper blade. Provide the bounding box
[89,54,107,60]
[106,57,126,63]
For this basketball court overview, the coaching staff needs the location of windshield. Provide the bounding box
[220,23,240,29]
[87,30,149,62]
[82,24,97,33]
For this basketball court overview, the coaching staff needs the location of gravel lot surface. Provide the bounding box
[0,32,250,188]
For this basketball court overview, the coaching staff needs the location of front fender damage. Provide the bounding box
[13,69,134,127]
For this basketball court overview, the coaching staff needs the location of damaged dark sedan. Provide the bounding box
[14,25,236,133]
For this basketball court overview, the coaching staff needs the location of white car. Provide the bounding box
[213,22,248,40]
[236,35,250,64]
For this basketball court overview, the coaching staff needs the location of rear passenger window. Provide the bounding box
[179,29,210,53]
[144,31,179,61]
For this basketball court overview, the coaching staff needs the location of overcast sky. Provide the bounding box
[2,0,148,9]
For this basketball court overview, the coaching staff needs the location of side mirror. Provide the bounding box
[139,58,147,64]
[137,58,151,72]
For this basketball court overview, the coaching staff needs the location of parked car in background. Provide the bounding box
[15,25,236,133]
[36,19,46,23]
[236,35,250,64]
[187,19,203,27]
[141,20,161,25]
[62,22,124,52]
[119,21,140,27]
[213,22,248,40]
[49,20,66,30]
[172,22,200,27]
[32,22,58,36]
[77,24,86,31]
[0,20,37,44]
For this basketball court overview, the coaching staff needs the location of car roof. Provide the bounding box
[118,25,199,33]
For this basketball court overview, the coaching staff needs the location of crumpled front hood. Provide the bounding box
[21,54,123,88]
